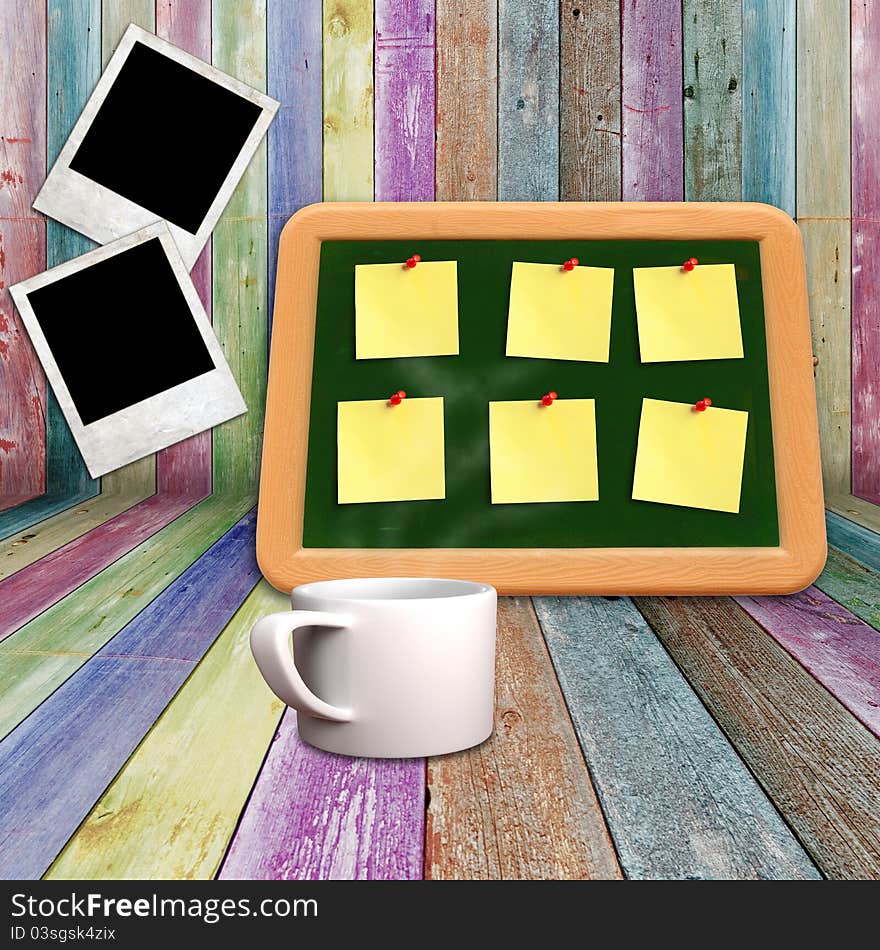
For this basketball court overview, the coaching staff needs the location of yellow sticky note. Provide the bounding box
[633,263,744,362]
[632,398,749,513]
[506,262,615,362]
[355,261,459,359]
[338,397,446,504]
[489,399,599,504]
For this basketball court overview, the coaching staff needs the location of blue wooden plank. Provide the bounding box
[267,0,322,327]
[742,0,796,214]
[535,595,820,879]
[826,510,880,574]
[0,511,259,879]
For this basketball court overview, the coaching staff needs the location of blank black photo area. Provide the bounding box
[26,238,215,425]
[69,41,263,235]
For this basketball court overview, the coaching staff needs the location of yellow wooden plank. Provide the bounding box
[46,580,288,880]
[323,1,374,200]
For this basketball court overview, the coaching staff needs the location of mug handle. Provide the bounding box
[250,610,353,722]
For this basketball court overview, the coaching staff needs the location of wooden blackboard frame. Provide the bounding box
[258,202,825,595]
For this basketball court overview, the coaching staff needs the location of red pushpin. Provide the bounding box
[694,396,712,412]
[389,389,407,406]
[562,257,579,272]
[405,254,422,269]
[541,391,557,407]
[682,256,698,272]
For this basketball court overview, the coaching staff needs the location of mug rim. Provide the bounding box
[292,577,494,604]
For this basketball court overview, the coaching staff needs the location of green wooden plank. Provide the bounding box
[815,547,880,633]
[212,0,269,500]
[48,580,288,880]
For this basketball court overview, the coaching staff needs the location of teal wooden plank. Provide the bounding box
[742,0,796,213]
[826,510,880,574]
[535,595,820,879]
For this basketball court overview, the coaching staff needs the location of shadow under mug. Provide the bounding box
[250,577,497,758]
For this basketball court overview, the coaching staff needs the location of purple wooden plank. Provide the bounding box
[621,0,684,200]
[735,588,880,738]
[219,709,425,880]
[0,510,259,880]
[375,0,436,201]
[852,1,880,503]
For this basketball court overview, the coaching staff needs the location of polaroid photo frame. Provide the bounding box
[33,24,278,270]
[10,222,246,478]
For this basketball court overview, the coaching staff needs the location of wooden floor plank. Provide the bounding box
[636,595,880,879]
[0,495,252,741]
[47,580,289,880]
[826,509,880,573]
[425,597,621,880]
[219,710,424,880]
[827,495,880,539]
[0,512,259,880]
[737,582,880,737]
[536,596,819,880]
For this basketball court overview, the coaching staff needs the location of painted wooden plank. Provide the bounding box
[267,0,322,318]
[736,587,880,738]
[682,0,742,201]
[797,0,851,497]
[0,513,259,880]
[425,597,621,879]
[212,0,269,500]
[155,0,213,495]
[826,494,880,538]
[559,1,621,201]
[497,0,559,201]
[374,0,435,202]
[852,1,880,503]
[816,547,880,631]
[219,710,424,880]
[0,494,252,742]
[742,0,796,214]
[323,1,374,201]
[826,509,880,574]
[636,595,880,879]
[0,0,100,538]
[48,580,288,880]
[0,0,47,511]
[621,0,684,201]
[435,0,497,201]
[536,596,819,879]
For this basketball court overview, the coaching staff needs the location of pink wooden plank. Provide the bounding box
[219,710,424,880]
[155,0,212,497]
[375,0,436,200]
[0,1,47,510]
[621,0,684,200]
[852,1,880,503]
[0,490,207,641]
[736,589,880,738]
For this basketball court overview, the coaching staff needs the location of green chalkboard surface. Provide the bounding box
[302,239,778,549]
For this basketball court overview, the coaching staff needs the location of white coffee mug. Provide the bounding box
[250,577,497,758]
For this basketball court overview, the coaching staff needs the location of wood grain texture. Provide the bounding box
[267,0,322,318]
[497,0,559,200]
[826,509,880,574]
[375,0,435,202]
[48,580,289,880]
[621,0,684,201]
[323,1,374,201]
[0,494,251,742]
[797,0,851,496]
[852,0,880,503]
[219,710,424,879]
[425,597,621,879]
[536,596,819,879]
[260,202,824,595]
[637,596,880,879]
[815,546,880,633]
[682,0,742,201]
[559,1,621,201]
[101,0,154,67]
[742,0,796,214]
[0,514,259,880]
[155,0,213,496]
[435,0,497,200]
[212,0,268,499]
[0,0,47,511]
[826,494,880,539]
